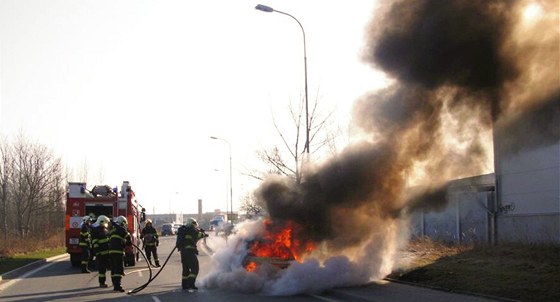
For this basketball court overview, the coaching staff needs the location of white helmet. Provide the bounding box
[185,217,197,227]
[116,215,128,226]
[97,215,110,226]
[82,215,91,223]
[145,219,152,224]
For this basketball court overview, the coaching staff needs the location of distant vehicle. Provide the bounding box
[161,223,175,236]
[209,215,226,231]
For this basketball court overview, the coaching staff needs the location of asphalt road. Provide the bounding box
[0,234,501,302]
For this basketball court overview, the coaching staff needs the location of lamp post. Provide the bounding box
[213,168,229,215]
[255,4,309,155]
[210,136,233,224]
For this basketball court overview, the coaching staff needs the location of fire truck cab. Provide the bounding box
[65,181,145,267]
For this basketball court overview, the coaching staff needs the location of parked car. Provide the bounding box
[209,215,225,231]
[161,223,175,236]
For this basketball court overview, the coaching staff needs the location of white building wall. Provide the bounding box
[496,142,560,243]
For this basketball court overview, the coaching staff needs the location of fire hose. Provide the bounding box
[126,229,214,295]
[128,209,175,295]
[127,242,177,295]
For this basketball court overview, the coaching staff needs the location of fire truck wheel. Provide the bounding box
[70,253,81,267]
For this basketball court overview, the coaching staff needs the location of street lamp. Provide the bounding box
[255,4,309,155]
[210,136,233,224]
[213,168,229,215]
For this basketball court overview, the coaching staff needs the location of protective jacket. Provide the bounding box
[91,223,110,256]
[109,224,132,255]
[176,225,206,254]
[141,225,159,247]
[79,222,91,248]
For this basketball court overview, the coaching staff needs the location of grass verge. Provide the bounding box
[0,247,66,275]
[0,231,66,275]
[388,238,560,302]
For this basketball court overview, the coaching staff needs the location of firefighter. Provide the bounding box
[109,215,131,292]
[140,219,160,267]
[79,215,92,273]
[176,217,208,291]
[91,215,111,288]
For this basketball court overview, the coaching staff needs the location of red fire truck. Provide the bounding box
[65,181,145,267]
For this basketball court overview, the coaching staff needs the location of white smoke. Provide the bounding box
[200,218,409,296]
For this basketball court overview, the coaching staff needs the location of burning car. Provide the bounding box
[242,220,314,272]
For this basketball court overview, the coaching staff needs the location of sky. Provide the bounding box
[0,0,386,215]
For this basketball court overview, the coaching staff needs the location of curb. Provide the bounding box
[0,253,68,282]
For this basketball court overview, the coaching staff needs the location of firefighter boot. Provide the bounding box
[112,276,124,292]
[154,260,160,267]
[99,275,108,288]
[147,258,153,267]
[186,277,196,291]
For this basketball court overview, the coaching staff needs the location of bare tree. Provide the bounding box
[8,135,65,238]
[238,192,265,220]
[0,137,14,240]
[248,93,341,185]
[78,159,89,183]
[95,164,106,185]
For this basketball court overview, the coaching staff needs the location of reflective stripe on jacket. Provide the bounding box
[91,224,110,255]
[141,226,159,246]
[175,225,205,253]
[79,223,91,247]
[109,224,131,255]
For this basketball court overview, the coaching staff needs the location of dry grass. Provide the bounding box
[0,231,65,257]
[389,238,560,302]
[0,231,65,275]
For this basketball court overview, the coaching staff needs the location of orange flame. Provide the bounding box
[246,261,257,272]
[244,220,315,271]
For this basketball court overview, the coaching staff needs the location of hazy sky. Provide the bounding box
[0,0,385,214]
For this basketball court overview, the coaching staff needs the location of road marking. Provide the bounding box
[309,295,342,302]
[126,268,152,275]
[0,254,69,292]
[151,296,162,302]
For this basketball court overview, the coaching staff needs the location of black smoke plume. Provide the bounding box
[251,0,558,289]
[201,0,557,295]
[495,92,560,156]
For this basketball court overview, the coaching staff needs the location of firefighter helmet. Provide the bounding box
[116,215,128,226]
[145,219,152,224]
[97,215,110,226]
[82,215,91,223]
[185,217,197,227]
